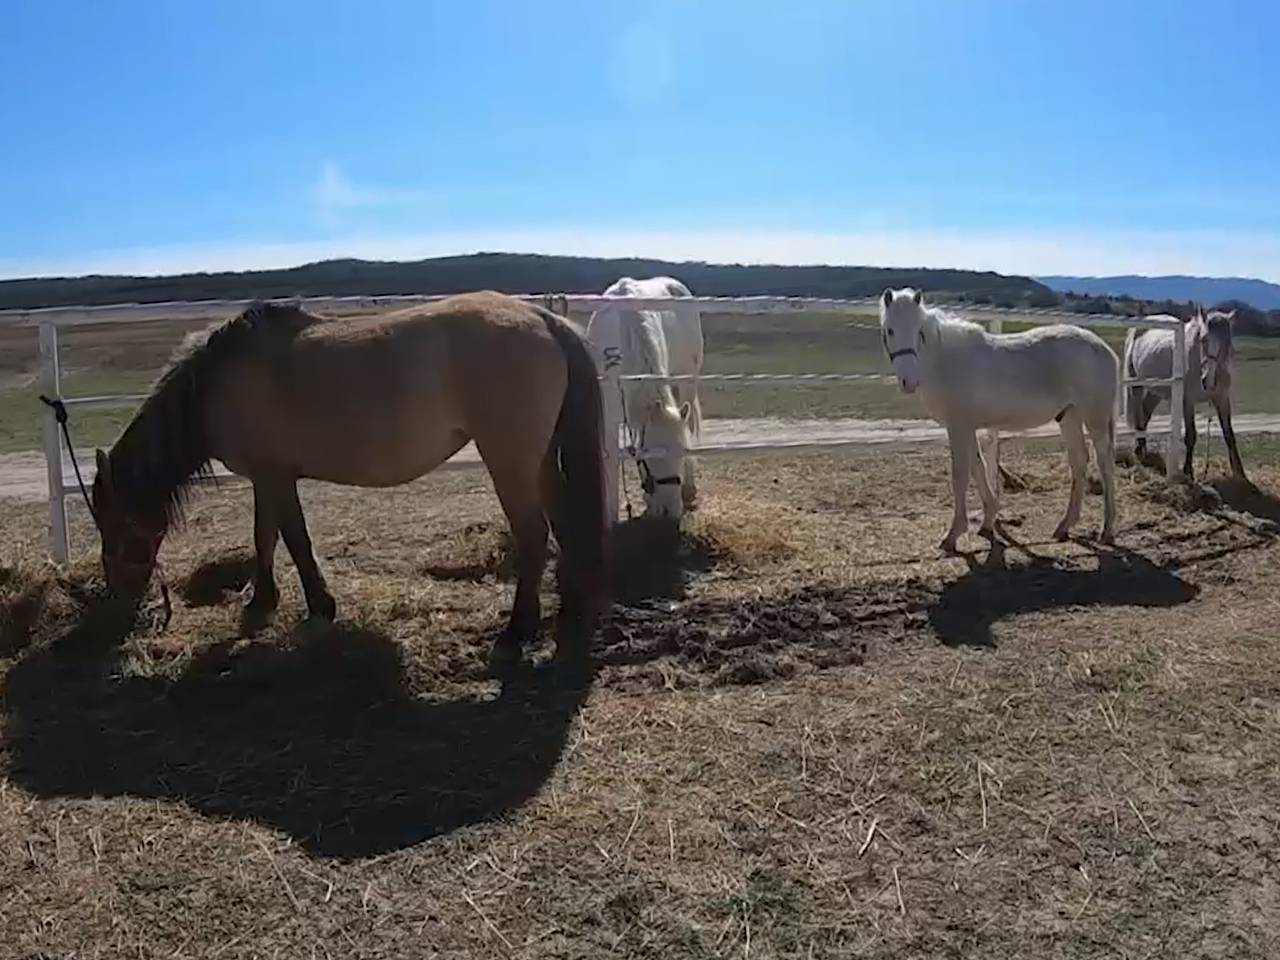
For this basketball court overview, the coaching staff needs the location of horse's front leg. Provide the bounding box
[1182,400,1198,479]
[942,426,975,553]
[1213,394,1247,481]
[681,455,698,509]
[242,480,281,633]
[273,478,336,622]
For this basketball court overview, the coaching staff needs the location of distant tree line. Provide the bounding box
[0,253,1054,310]
[1055,291,1280,336]
[5,253,1276,335]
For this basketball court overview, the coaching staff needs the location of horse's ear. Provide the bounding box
[1226,309,1238,321]
[882,288,894,309]
[912,289,924,305]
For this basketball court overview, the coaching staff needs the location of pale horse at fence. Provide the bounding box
[880,288,1119,550]
[586,276,704,520]
[1124,306,1246,482]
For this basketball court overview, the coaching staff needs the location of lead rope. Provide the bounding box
[39,395,97,527]
[37,394,172,629]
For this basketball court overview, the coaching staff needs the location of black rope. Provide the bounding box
[39,394,97,527]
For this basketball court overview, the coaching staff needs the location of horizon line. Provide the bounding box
[4,227,1280,285]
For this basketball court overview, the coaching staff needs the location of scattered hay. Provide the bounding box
[181,550,256,606]
[3,446,1280,958]
[0,561,98,657]
[419,520,517,582]
[690,498,797,569]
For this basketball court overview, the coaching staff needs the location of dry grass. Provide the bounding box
[3,444,1280,958]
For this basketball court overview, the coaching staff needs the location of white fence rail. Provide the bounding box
[0,294,1185,562]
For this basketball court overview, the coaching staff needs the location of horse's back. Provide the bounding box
[1012,325,1117,403]
[210,291,572,485]
[936,323,1117,430]
[590,276,701,374]
[1127,326,1176,377]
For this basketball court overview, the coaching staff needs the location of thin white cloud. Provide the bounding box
[310,161,425,223]
[313,162,373,210]
[5,226,1280,284]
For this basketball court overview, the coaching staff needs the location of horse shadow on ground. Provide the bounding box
[930,538,1199,648]
[1124,448,1280,533]
[1209,477,1280,532]
[2,601,590,859]
[610,517,715,606]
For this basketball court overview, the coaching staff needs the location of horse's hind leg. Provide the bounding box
[1133,391,1159,458]
[540,451,589,640]
[973,430,1000,537]
[1086,415,1117,544]
[1129,387,1148,456]
[1182,398,1198,479]
[273,478,336,621]
[1054,410,1088,541]
[242,480,281,632]
[1213,393,1247,480]
[482,446,550,661]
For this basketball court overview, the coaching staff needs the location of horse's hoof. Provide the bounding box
[552,632,591,669]
[488,633,530,675]
[939,537,960,554]
[1052,528,1070,542]
[1100,530,1116,546]
[240,605,274,636]
[307,593,337,623]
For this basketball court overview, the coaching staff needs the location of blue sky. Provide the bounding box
[2,0,1278,280]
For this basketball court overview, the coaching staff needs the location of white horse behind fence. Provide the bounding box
[586,276,704,520]
[1124,307,1246,481]
[880,287,1119,550]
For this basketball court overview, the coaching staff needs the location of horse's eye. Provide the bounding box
[919,330,926,345]
[886,328,894,337]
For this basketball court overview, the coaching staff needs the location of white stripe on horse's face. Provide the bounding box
[1200,317,1233,393]
[880,288,925,394]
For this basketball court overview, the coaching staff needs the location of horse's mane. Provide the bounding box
[923,304,985,344]
[106,301,317,520]
[621,308,682,421]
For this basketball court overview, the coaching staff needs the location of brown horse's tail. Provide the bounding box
[541,310,609,632]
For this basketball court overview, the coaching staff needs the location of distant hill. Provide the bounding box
[1039,274,1280,311]
[0,253,1057,310]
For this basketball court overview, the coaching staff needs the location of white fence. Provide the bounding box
[0,294,1185,562]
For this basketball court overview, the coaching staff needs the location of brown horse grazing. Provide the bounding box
[90,292,608,661]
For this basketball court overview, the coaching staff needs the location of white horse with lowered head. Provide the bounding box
[586,276,704,520]
[880,288,1119,550]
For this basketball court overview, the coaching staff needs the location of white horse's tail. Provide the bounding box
[1122,327,1141,432]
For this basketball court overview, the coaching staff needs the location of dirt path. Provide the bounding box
[4,412,1280,502]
